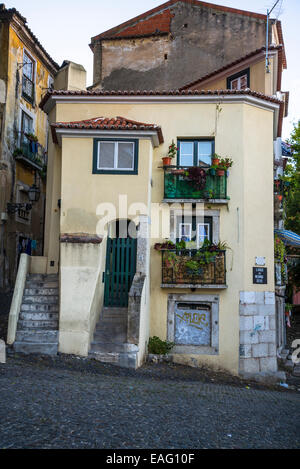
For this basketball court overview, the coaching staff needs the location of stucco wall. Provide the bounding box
[45,98,275,373]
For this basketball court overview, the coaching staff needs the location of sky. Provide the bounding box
[3,0,299,139]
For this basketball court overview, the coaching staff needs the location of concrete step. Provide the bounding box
[17,319,59,330]
[90,342,138,353]
[14,341,58,355]
[27,274,58,281]
[89,351,120,364]
[21,303,59,313]
[102,307,128,317]
[15,330,58,343]
[26,281,58,289]
[22,295,59,305]
[24,288,59,296]
[19,311,59,321]
[89,349,138,368]
[93,329,127,339]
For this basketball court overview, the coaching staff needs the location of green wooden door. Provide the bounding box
[104,237,137,307]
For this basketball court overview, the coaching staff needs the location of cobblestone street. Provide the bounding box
[0,354,299,449]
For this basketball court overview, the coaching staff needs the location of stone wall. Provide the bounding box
[92,2,270,91]
[239,291,277,375]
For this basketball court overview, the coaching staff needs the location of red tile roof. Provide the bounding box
[40,88,283,112]
[180,45,283,91]
[90,0,267,45]
[51,117,164,144]
[275,21,287,69]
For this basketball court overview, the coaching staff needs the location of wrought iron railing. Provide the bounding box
[14,133,47,170]
[163,166,228,200]
[22,75,35,104]
[161,249,226,285]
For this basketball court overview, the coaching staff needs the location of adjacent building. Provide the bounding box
[0,4,59,290]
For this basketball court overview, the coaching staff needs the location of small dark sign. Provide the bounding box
[253,267,267,284]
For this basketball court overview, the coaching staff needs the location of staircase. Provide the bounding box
[89,307,138,368]
[13,274,59,356]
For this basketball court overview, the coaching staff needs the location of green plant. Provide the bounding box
[175,240,186,250]
[220,157,233,169]
[275,235,287,282]
[13,148,23,157]
[25,133,38,142]
[168,140,178,159]
[148,336,175,355]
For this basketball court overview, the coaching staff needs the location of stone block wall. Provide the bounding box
[239,291,277,375]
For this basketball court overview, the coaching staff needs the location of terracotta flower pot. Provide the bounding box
[172,169,185,175]
[162,157,172,166]
[217,169,225,176]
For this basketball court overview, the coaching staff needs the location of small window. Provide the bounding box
[176,216,212,247]
[20,111,33,148]
[178,139,214,167]
[227,68,250,91]
[93,139,138,174]
[22,51,35,104]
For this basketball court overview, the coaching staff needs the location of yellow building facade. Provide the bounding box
[39,85,282,376]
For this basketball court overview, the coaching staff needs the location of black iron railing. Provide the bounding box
[161,249,226,285]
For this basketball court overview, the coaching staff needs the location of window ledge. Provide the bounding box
[162,198,229,204]
[161,284,228,289]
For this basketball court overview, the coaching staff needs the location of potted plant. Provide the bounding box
[212,153,221,166]
[162,140,178,166]
[154,240,176,251]
[218,157,233,177]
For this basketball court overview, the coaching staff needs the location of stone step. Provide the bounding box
[92,330,127,340]
[22,295,59,305]
[27,274,58,281]
[88,350,137,368]
[17,319,59,330]
[89,350,120,364]
[15,330,58,343]
[21,303,59,313]
[26,281,58,289]
[90,342,138,353]
[19,312,59,321]
[24,288,59,296]
[14,341,58,356]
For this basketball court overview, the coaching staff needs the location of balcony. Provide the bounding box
[161,248,227,288]
[163,166,229,203]
[14,136,47,172]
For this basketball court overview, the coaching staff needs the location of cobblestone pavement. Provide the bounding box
[0,354,299,449]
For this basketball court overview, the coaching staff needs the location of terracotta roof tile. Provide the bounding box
[51,116,164,144]
[40,88,283,113]
[91,0,267,45]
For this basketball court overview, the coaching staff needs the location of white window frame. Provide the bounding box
[178,223,192,242]
[97,141,135,171]
[230,74,248,91]
[197,222,210,247]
